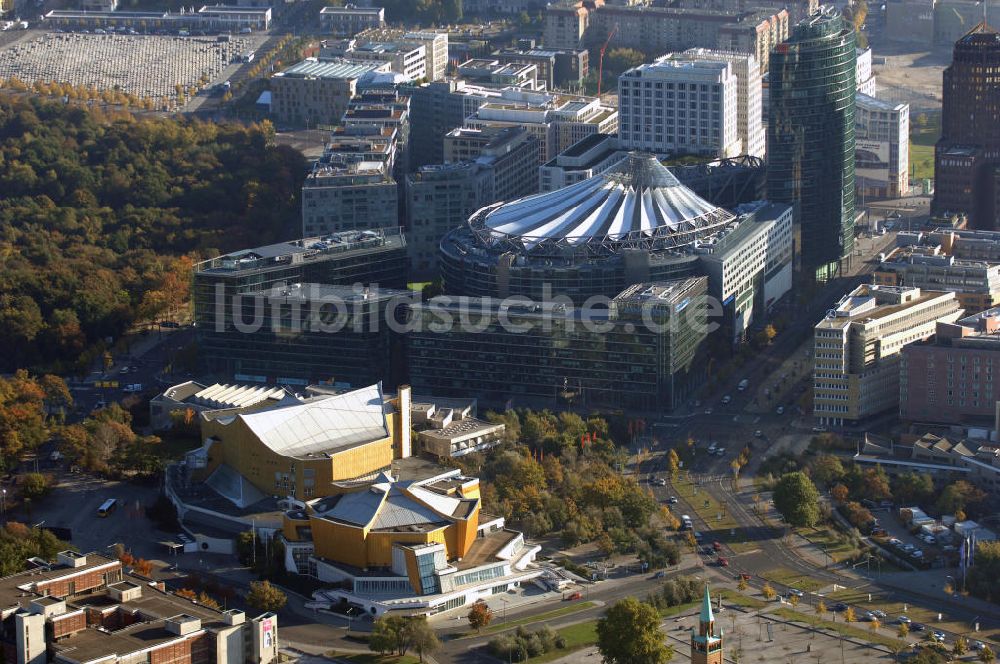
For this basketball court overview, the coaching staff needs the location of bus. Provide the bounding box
[97,498,118,517]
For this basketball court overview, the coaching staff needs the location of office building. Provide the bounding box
[618,54,742,159]
[407,127,539,277]
[681,48,765,159]
[193,230,408,383]
[43,4,270,30]
[856,46,876,95]
[698,202,794,345]
[407,79,541,170]
[855,92,910,199]
[407,278,711,411]
[455,58,542,90]
[406,163,493,277]
[80,0,117,12]
[538,135,765,206]
[768,8,857,282]
[440,153,736,303]
[673,0,817,24]
[464,89,618,163]
[933,23,1000,230]
[182,382,540,616]
[813,285,963,426]
[545,1,789,74]
[442,126,540,200]
[270,59,385,128]
[195,283,411,388]
[302,161,398,237]
[355,28,449,81]
[0,552,277,664]
[875,245,1000,313]
[318,5,385,36]
[494,48,590,89]
[901,308,1000,426]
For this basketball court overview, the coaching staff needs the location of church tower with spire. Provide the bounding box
[691,586,724,664]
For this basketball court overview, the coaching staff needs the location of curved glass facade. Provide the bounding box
[768,8,857,282]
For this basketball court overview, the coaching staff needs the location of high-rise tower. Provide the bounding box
[768,7,857,282]
[933,23,1000,229]
[691,586,724,664]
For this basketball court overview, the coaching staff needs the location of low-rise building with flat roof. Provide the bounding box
[43,4,271,30]
[0,552,277,664]
[874,245,1000,314]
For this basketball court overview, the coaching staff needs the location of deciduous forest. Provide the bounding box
[0,97,306,373]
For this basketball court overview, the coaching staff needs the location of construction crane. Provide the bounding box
[596,23,619,97]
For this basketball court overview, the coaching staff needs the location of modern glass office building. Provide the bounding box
[192,229,409,386]
[407,278,710,411]
[768,8,857,282]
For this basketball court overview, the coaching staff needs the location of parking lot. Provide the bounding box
[26,472,171,560]
[0,32,262,107]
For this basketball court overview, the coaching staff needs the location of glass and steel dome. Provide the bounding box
[474,152,735,252]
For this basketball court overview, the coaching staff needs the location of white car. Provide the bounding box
[721,395,732,405]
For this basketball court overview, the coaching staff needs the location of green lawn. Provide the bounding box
[472,602,598,636]
[796,526,860,564]
[760,567,825,593]
[523,621,599,664]
[718,589,767,610]
[827,588,1000,644]
[909,113,941,181]
[773,607,908,651]
[670,478,752,551]
[326,654,420,664]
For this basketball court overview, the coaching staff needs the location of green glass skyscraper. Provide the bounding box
[768,8,857,282]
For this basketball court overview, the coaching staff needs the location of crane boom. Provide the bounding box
[596,24,619,97]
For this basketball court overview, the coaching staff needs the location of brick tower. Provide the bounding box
[691,586,724,664]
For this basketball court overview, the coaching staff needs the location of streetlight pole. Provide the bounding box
[2,488,6,521]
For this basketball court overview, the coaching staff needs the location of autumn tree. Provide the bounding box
[844,607,856,623]
[467,601,493,632]
[597,597,672,664]
[246,580,287,612]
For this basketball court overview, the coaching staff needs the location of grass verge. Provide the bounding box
[796,526,860,564]
[761,567,825,593]
[523,621,598,663]
[472,602,598,636]
[719,589,767,610]
[326,655,420,664]
[773,607,908,651]
[670,478,751,551]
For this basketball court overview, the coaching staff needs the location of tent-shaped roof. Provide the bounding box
[237,383,388,459]
[480,153,734,250]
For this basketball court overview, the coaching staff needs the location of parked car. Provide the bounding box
[717,557,729,567]
[788,589,804,598]
[712,541,723,552]
[910,623,925,632]
[565,592,583,601]
[830,603,848,612]
[753,430,764,438]
[932,631,946,643]
[738,573,752,581]
[721,395,732,405]
[895,616,911,625]
[667,496,678,504]
[776,406,785,415]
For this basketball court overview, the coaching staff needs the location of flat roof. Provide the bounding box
[277,58,381,80]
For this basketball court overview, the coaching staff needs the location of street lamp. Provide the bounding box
[2,488,6,520]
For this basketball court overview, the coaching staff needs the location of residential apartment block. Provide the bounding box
[0,551,277,664]
[813,285,963,426]
[545,1,789,74]
[901,308,1000,426]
